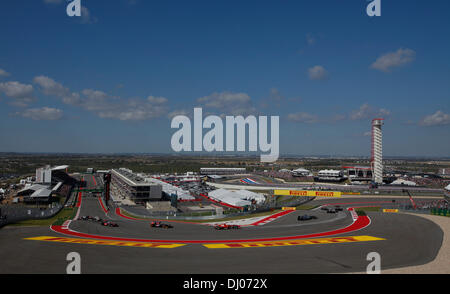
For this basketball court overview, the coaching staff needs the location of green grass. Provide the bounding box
[7,207,77,227]
[355,207,381,216]
[355,206,381,212]
[355,210,367,216]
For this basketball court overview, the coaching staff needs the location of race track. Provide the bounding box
[0,175,444,274]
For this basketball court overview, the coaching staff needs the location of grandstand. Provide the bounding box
[342,166,372,182]
[14,165,75,204]
[315,169,346,182]
[110,168,163,205]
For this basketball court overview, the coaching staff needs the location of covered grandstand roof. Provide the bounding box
[51,165,69,171]
[17,184,53,199]
[30,187,52,198]
[52,182,63,192]
[18,184,49,195]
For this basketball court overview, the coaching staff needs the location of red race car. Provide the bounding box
[214,224,241,230]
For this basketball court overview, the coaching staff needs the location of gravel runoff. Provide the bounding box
[351,213,450,274]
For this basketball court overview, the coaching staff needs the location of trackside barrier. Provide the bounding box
[431,208,449,217]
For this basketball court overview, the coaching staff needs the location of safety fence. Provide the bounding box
[0,203,64,228]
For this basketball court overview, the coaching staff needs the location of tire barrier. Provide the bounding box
[430,208,449,217]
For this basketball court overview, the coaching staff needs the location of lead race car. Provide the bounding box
[214,224,241,230]
[102,221,119,227]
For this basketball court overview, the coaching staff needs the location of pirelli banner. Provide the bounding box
[274,190,342,198]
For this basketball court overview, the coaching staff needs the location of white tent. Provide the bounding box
[445,184,450,191]
[391,179,417,186]
[208,189,265,207]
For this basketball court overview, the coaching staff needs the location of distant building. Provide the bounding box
[342,166,373,182]
[291,168,312,177]
[35,165,71,185]
[371,118,384,184]
[36,166,52,184]
[439,169,450,177]
[17,184,53,203]
[110,169,162,204]
[200,168,246,175]
[315,170,346,182]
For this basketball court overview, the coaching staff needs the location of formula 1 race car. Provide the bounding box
[334,206,343,212]
[78,215,102,222]
[214,224,241,230]
[150,222,173,229]
[102,221,119,227]
[297,215,318,221]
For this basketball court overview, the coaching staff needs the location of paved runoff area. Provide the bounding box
[0,175,447,274]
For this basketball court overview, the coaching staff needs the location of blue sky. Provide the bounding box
[0,0,449,157]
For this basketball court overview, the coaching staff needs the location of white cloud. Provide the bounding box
[419,111,450,126]
[350,103,390,120]
[197,91,257,116]
[287,112,318,124]
[371,48,416,72]
[33,76,81,105]
[147,96,168,104]
[80,6,97,24]
[20,107,63,121]
[96,98,168,121]
[308,65,328,80]
[0,69,10,77]
[0,81,35,107]
[33,76,168,121]
[261,88,285,109]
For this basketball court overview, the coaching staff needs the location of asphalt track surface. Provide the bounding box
[0,175,444,274]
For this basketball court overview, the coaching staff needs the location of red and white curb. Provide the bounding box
[348,208,358,221]
[206,210,295,227]
[62,220,72,229]
[250,210,294,226]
